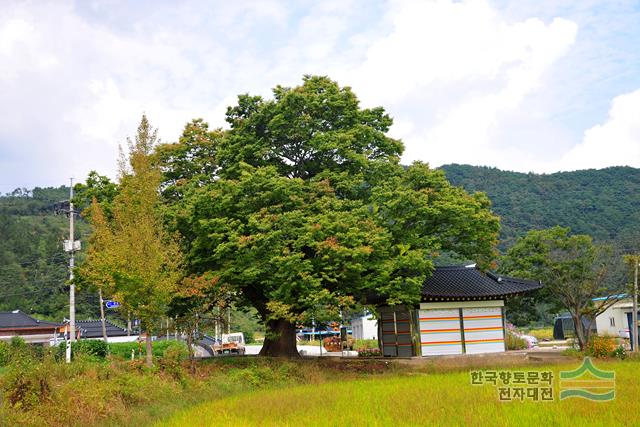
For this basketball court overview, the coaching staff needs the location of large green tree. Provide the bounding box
[155,118,222,202]
[171,76,499,357]
[501,226,622,350]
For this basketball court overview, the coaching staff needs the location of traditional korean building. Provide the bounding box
[378,265,541,357]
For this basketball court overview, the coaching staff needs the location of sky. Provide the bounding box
[1,0,639,191]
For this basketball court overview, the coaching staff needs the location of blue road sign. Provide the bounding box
[105,300,121,309]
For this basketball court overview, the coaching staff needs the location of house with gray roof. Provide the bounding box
[0,310,64,345]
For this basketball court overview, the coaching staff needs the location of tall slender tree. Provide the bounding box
[80,115,182,366]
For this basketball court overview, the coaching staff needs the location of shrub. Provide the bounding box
[55,339,109,361]
[0,340,11,366]
[586,335,617,358]
[0,338,48,365]
[109,340,189,361]
[354,339,378,350]
[357,348,381,357]
[159,342,189,381]
[10,336,27,349]
[505,332,528,350]
[2,357,52,409]
[612,345,626,360]
[76,339,109,358]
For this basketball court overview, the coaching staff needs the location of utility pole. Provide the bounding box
[99,288,108,342]
[63,178,80,363]
[633,258,639,353]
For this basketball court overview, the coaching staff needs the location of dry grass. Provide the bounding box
[0,356,397,426]
[527,327,555,341]
[160,358,640,427]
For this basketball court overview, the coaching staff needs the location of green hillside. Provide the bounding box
[0,187,97,320]
[2,166,639,323]
[440,165,640,251]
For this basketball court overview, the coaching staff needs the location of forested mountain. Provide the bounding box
[2,165,639,322]
[440,165,640,325]
[440,165,640,252]
[0,187,97,320]
[0,187,262,336]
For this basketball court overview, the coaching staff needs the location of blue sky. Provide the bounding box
[1,0,639,191]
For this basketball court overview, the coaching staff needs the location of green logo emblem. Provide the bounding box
[559,357,615,401]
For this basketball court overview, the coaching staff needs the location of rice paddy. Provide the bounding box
[159,359,640,427]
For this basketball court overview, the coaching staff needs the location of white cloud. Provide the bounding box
[0,0,638,191]
[554,89,640,170]
[344,1,578,169]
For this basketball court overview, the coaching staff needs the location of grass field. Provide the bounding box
[160,359,640,427]
[526,327,554,341]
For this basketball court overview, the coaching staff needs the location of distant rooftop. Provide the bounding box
[0,310,62,330]
[76,319,129,338]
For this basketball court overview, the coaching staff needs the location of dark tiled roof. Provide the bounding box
[422,265,541,300]
[76,319,129,338]
[0,310,62,329]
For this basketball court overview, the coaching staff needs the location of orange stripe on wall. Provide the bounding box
[420,340,462,345]
[463,315,501,319]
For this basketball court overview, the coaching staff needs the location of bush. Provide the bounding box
[357,348,381,357]
[0,337,49,366]
[0,340,11,366]
[159,342,189,380]
[354,339,378,350]
[75,340,109,358]
[2,357,52,409]
[586,335,617,358]
[109,340,189,361]
[505,332,528,350]
[612,345,626,360]
[10,336,28,356]
[55,339,109,361]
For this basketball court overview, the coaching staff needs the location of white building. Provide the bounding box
[351,313,378,340]
[375,265,541,357]
[595,296,635,339]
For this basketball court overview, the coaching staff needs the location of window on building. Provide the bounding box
[610,317,615,327]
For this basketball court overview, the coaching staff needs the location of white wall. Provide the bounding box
[595,300,632,338]
[351,314,378,340]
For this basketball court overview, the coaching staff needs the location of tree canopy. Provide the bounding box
[500,226,621,350]
[167,76,500,356]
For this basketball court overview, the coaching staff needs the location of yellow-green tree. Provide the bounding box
[80,115,182,366]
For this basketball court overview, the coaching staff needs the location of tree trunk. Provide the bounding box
[145,331,153,367]
[186,328,196,374]
[259,318,300,357]
[571,313,587,351]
